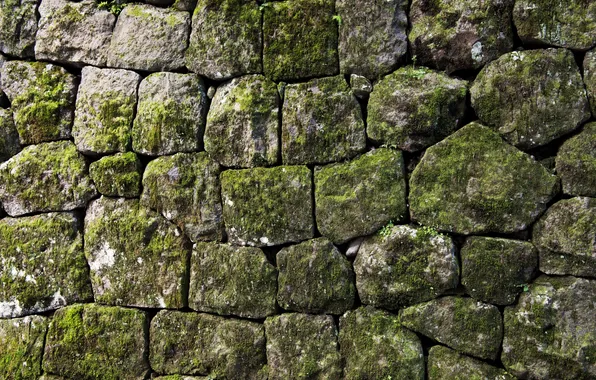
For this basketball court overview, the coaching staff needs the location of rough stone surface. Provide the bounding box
[533,197,596,278]
[0,141,97,216]
[205,75,279,168]
[277,238,356,315]
[190,242,277,319]
[282,76,366,165]
[409,122,559,235]
[584,50,596,116]
[265,313,341,380]
[0,316,47,379]
[84,197,191,308]
[73,66,141,155]
[150,310,267,379]
[133,72,207,156]
[0,0,37,58]
[141,152,223,242]
[355,225,459,309]
[399,297,503,361]
[339,307,425,380]
[428,345,513,380]
[367,66,468,152]
[89,152,142,198]
[409,0,514,73]
[349,74,372,99]
[221,166,313,247]
[186,0,261,80]
[555,123,596,197]
[461,237,537,305]
[0,108,19,162]
[471,49,590,149]
[502,276,596,379]
[43,304,149,380]
[315,148,407,244]
[337,0,408,80]
[107,4,190,71]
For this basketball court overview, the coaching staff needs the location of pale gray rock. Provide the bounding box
[0,0,38,58]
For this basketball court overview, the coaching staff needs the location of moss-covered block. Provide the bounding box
[221,165,314,246]
[89,152,142,198]
[0,0,37,58]
[0,315,47,379]
[428,345,514,380]
[315,148,407,244]
[584,50,596,117]
[43,304,150,380]
[409,122,559,235]
[555,123,596,197]
[0,108,19,162]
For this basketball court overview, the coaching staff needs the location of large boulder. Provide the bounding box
[555,123,596,197]
[428,345,513,380]
[0,316,47,379]
[0,108,19,162]
[0,0,37,57]
[89,152,142,198]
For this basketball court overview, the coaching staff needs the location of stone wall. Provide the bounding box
[0,0,595,379]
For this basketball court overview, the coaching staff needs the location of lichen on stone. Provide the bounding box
[0,0,38,58]
[0,315,47,379]
[89,152,142,198]
[555,123,596,197]
[0,108,19,162]
[428,345,514,380]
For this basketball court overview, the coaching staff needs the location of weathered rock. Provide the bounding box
[584,50,596,116]
[43,304,149,380]
[461,237,537,305]
[263,0,338,81]
[73,66,141,155]
[277,238,355,315]
[190,242,277,318]
[355,225,459,309]
[399,297,503,360]
[0,316,47,379]
[471,49,590,149]
[107,4,190,71]
[265,313,341,380]
[36,0,116,66]
[204,75,279,168]
[428,345,513,380]
[409,0,514,73]
[409,123,559,234]
[150,310,267,379]
[186,0,261,80]
[315,148,407,244]
[339,307,425,380]
[555,123,596,197]
[1,61,77,145]
[89,152,142,198]
[84,197,191,308]
[282,76,366,165]
[337,0,407,79]
[141,152,223,242]
[502,276,596,379]
[349,74,372,99]
[0,141,97,216]
[533,197,596,278]
[153,377,209,380]
[0,0,37,57]
[221,166,313,246]
[513,0,596,50]
[0,212,92,318]
[133,72,207,156]
[367,67,468,152]
[0,108,19,162]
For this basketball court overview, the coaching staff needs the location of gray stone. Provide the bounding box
[428,345,513,380]
[349,74,372,99]
[555,123,596,197]
[0,108,19,162]
[584,50,596,116]
[0,0,37,58]
[89,152,142,198]
[0,316,47,379]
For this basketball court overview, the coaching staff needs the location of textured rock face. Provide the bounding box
[409,0,514,73]
[265,313,341,380]
[367,67,468,152]
[315,148,407,244]
[502,276,596,379]
[0,316,47,379]
[89,152,142,198]
[471,49,590,149]
[349,74,372,99]
[150,310,267,379]
[0,0,37,58]
[555,123,596,197]
[43,304,149,379]
[585,50,596,116]
[282,76,366,165]
[0,141,97,216]
[84,197,191,308]
[409,123,559,234]
[533,197,596,277]
[190,242,277,319]
[428,345,513,380]
[0,108,19,162]
[340,307,425,380]
[205,75,279,168]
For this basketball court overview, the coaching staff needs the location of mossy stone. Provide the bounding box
[555,123,596,197]
[428,345,514,380]
[0,108,19,162]
[153,377,209,380]
[0,316,47,379]
[584,50,596,116]
[0,0,37,58]
[89,152,142,198]
[349,74,372,99]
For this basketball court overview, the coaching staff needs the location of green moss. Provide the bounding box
[0,316,47,380]
[0,0,37,57]
[555,123,596,197]
[89,152,141,197]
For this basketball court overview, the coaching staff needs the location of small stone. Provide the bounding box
[399,296,503,361]
[0,141,97,216]
[133,72,207,156]
[315,148,407,244]
[205,75,279,168]
[349,74,372,99]
[84,197,191,308]
[141,152,223,242]
[0,0,37,58]
[107,4,190,71]
[367,66,468,152]
[282,76,366,165]
[428,345,513,380]
[584,50,596,116]
[340,306,425,380]
[0,316,47,379]
[89,152,142,198]
[277,238,356,315]
[150,310,267,379]
[0,108,19,162]
[190,242,277,319]
[221,165,313,247]
[555,123,596,197]
[345,237,364,258]
[265,313,342,380]
[471,49,590,149]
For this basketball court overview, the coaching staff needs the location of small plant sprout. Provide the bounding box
[378,220,395,239]
[332,14,342,26]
